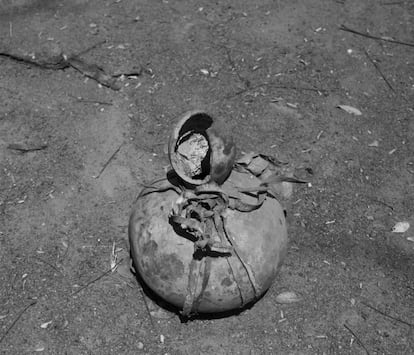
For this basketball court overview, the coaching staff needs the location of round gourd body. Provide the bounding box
[129,172,288,313]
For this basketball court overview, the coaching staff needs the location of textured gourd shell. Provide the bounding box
[129,171,288,313]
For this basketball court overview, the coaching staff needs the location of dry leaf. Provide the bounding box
[391,221,410,233]
[244,156,269,175]
[236,151,256,165]
[110,241,118,271]
[337,105,362,116]
[40,320,52,329]
[275,291,301,304]
[150,307,175,319]
[116,261,134,280]
[407,236,414,242]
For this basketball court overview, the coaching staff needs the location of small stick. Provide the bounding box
[75,40,106,57]
[9,22,12,37]
[223,83,327,101]
[339,25,414,48]
[93,143,124,179]
[362,302,413,327]
[75,98,112,105]
[381,1,404,5]
[129,263,158,331]
[32,255,62,274]
[138,286,157,331]
[7,143,48,153]
[72,259,123,296]
[364,50,395,93]
[68,94,113,106]
[343,323,370,355]
[0,301,37,344]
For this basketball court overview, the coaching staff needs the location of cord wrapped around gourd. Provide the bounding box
[129,111,296,316]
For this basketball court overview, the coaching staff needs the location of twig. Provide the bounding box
[0,40,123,90]
[71,259,123,296]
[339,24,414,48]
[381,1,405,5]
[343,323,370,355]
[0,301,37,344]
[7,143,48,153]
[75,40,106,57]
[361,302,413,327]
[138,286,157,331]
[93,142,124,179]
[32,255,62,274]
[222,82,327,101]
[221,45,251,89]
[68,57,120,90]
[364,50,395,92]
[68,94,113,106]
[129,261,158,330]
[264,83,327,94]
[370,198,394,211]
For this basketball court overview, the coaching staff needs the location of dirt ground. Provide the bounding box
[0,0,413,354]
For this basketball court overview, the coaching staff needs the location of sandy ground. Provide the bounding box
[0,0,413,354]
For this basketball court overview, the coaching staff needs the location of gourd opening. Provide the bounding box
[171,112,214,183]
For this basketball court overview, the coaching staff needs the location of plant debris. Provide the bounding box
[364,50,395,93]
[343,323,370,355]
[72,259,123,296]
[7,143,48,153]
[391,221,410,233]
[339,24,414,48]
[93,142,124,179]
[0,42,142,90]
[0,301,37,344]
[337,105,362,116]
[275,291,301,304]
[361,301,413,327]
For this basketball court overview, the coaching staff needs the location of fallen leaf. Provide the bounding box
[391,221,410,233]
[407,236,414,242]
[275,291,301,304]
[116,261,134,280]
[40,320,52,329]
[236,151,256,165]
[150,307,175,319]
[368,140,379,147]
[286,102,298,108]
[110,241,118,272]
[337,105,362,116]
[243,156,269,175]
